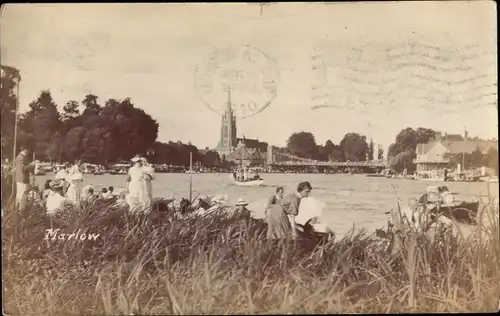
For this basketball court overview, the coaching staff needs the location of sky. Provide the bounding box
[1,2,497,153]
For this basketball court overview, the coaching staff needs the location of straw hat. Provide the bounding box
[235,198,249,206]
[131,155,141,162]
[49,179,64,190]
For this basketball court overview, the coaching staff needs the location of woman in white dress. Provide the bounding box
[127,156,148,212]
[66,159,83,204]
[141,157,155,206]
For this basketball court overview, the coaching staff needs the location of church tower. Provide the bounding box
[216,88,237,157]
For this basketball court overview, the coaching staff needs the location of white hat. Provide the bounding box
[131,155,141,162]
[235,198,249,206]
[49,179,64,190]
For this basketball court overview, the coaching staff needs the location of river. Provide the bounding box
[35,173,499,238]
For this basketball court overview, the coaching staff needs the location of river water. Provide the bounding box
[35,173,499,238]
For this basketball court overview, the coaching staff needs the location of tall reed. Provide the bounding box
[2,188,499,314]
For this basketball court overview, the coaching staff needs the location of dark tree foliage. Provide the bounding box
[339,133,369,162]
[1,86,221,166]
[287,132,318,159]
[388,127,437,172]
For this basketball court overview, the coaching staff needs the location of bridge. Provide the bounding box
[265,146,388,170]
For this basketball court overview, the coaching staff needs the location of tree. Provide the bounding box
[62,100,80,120]
[203,150,221,167]
[468,147,484,168]
[0,65,20,157]
[484,147,498,174]
[388,127,437,171]
[61,126,86,163]
[81,94,101,120]
[22,90,62,161]
[367,138,375,161]
[390,150,415,173]
[377,147,384,160]
[286,132,318,159]
[330,144,345,162]
[339,133,369,162]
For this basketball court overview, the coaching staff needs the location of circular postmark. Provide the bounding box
[194,44,279,119]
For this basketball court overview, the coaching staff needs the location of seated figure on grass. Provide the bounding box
[46,179,74,215]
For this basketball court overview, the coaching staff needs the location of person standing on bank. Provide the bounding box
[127,155,148,211]
[66,159,83,204]
[266,181,312,240]
[141,157,155,206]
[14,145,35,208]
[267,187,284,209]
[281,181,313,240]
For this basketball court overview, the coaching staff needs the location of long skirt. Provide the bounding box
[266,204,292,239]
[128,180,150,213]
[67,180,82,204]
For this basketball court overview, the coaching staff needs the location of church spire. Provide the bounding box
[226,86,233,117]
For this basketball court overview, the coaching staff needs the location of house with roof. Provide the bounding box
[414,130,498,178]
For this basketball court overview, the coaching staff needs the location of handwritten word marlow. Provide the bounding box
[44,229,100,241]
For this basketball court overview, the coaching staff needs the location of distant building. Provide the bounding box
[215,89,268,165]
[414,129,498,175]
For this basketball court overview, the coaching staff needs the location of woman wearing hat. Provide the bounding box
[141,157,155,206]
[127,155,148,211]
[46,179,73,215]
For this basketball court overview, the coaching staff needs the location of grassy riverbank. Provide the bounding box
[2,194,499,314]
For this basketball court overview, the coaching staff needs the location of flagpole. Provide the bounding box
[11,75,21,193]
[189,152,193,202]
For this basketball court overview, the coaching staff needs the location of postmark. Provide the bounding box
[310,32,497,114]
[194,44,279,119]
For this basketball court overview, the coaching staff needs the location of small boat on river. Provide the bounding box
[229,171,264,187]
[428,201,480,224]
[418,186,480,224]
[366,168,390,178]
[230,141,264,187]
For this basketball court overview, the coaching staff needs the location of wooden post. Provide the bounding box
[189,152,193,202]
[11,76,20,193]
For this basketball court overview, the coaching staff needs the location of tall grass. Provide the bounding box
[2,188,499,314]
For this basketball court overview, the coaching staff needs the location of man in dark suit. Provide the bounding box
[14,145,34,208]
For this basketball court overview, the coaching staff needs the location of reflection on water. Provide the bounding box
[35,173,499,238]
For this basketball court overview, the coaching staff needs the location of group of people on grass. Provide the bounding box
[9,145,156,215]
[9,145,326,238]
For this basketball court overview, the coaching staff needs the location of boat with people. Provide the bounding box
[109,163,131,175]
[230,140,264,187]
[415,170,446,182]
[230,168,264,186]
[366,169,389,178]
[416,185,480,224]
[429,200,480,224]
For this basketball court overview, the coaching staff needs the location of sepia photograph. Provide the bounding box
[1,2,498,314]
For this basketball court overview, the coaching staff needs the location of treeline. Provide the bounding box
[2,65,497,171]
[285,132,383,162]
[1,67,222,167]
